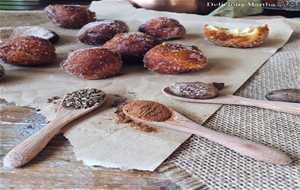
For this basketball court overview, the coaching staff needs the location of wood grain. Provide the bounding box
[0,99,181,189]
[123,104,292,165]
[162,87,300,115]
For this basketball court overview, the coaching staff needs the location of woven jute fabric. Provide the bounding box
[1,10,299,190]
[0,11,50,27]
[158,23,300,190]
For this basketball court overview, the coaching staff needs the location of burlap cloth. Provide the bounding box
[1,10,299,189]
[158,21,300,189]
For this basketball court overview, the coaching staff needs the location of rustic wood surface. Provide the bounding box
[0,99,181,189]
[1,1,298,189]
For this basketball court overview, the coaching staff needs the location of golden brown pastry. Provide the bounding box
[0,36,56,66]
[138,17,186,40]
[204,24,269,48]
[143,43,207,74]
[44,4,96,29]
[102,32,162,63]
[0,64,5,81]
[60,47,122,79]
[77,20,129,45]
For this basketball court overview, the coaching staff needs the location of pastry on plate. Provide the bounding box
[204,24,269,48]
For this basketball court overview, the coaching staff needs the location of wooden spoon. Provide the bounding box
[3,89,107,168]
[162,87,300,115]
[123,102,292,165]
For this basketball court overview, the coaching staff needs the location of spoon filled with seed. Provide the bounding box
[123,100,292,165]
[162,82,300,115]
[4,88,107,168]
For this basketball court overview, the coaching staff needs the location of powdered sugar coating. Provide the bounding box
[143,43,207,74]
[102,32,162,63]
[138,17,186,40]
[45,4,96,29]
[60,47,122,79]
[77,20,129,45]
[0,36,56,66]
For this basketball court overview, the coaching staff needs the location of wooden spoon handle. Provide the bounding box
[163,88,299,115]
[3,121,64,168]
[173,121,292,165]
[155,110,292,165]
[225,95,300,115]
[192,94,300,115]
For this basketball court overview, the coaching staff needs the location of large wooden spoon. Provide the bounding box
[162,87,300,115]
[3,88,107,168]
[123,101,292,165]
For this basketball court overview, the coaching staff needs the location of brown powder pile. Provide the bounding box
[111,99,159,133]
[122,100,172,122]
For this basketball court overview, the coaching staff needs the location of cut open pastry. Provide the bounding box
[204,24,269,48]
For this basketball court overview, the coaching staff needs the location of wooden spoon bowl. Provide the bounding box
[162,87,300,115]
[123,101,292,165]
[3,89,107,168]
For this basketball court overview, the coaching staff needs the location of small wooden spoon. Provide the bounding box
[123,103,292,165]
[162,87,300,115]
[3,89,107,168]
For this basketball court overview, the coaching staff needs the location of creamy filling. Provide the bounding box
[207,25,258,36]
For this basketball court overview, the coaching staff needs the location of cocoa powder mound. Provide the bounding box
[111,99,159,133]
[123,100,171,122]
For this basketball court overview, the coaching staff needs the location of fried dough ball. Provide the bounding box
[45,4,96,29]
[60,47,122,79]
[77,20,129,45]
[204,24,269,48]
[0,36,56,66]
[138,17,186,40]
[102,32,162,63]
[0,64,5,81]
[143,43,207,74]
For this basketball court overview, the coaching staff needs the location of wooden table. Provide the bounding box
[1,1,298,189]
[0,99,181,189]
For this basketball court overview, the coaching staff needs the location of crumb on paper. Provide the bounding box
[47,96,61,103]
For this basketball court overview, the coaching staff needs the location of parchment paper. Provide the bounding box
[0,1,299,171]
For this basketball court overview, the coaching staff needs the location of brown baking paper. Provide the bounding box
[0,1,299,171]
